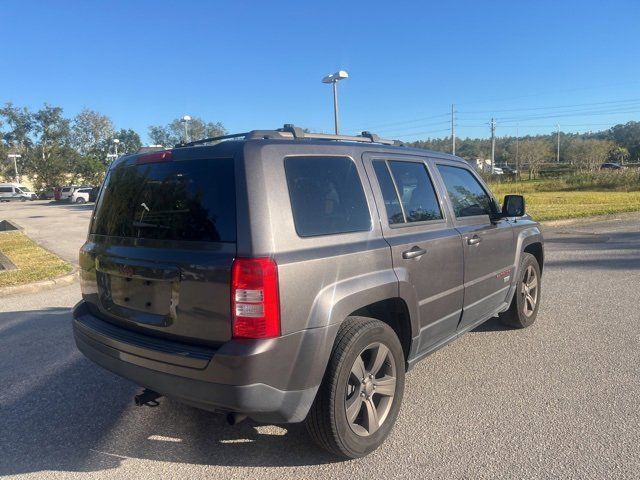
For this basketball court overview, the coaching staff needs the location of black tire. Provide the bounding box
[499,252,541,328]
[76,197,86,204]
[305,316,405,459]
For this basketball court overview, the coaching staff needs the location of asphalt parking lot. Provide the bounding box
[1,203,639,479]
[0,200,92,264]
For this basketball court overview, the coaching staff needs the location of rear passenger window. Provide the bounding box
[0,187,12,193]
[437,165,495,217]
[372,160,442,225]
[284,156,371,237]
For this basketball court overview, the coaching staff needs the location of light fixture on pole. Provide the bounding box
[322,70,348,134]
[113,138,120,157]
[8,153,21,183]
[180,115,192,143]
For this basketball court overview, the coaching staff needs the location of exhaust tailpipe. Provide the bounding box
[134,388,162,407]
[226,412,247,425]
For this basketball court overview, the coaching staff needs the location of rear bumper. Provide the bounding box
[72,301,337,423]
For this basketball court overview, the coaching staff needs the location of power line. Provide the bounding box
[497,107,640,123]
[343,112,450,131]
[452,80,640,106]
[392,128,451,139]
[457,97,640,115]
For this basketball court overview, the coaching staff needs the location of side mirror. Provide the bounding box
[502,195,526,217]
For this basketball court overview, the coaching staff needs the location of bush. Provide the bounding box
[564,170,640,191]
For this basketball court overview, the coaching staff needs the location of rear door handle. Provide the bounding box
[467,235,482,246]
[402,246,427,260]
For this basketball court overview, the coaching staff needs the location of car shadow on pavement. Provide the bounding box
[40,201,95,210]
[470,316,509,333]
[0,307,339,477]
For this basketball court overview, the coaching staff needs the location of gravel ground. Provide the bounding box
[1,212,639,479]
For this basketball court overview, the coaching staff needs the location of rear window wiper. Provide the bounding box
[132,221,170,230]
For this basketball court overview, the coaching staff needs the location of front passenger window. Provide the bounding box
[437,165,495,217]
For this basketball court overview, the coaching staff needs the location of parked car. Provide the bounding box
[88,186,100,202]
[59,185,91,201]
[0,183,38,202]
[73,125,544,458]
[600,162,625,170]
[70,187,92,204]
[38,189,55,200]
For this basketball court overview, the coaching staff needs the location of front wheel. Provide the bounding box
[499,252,541,328]
[305,316,405,458]
[75,197,86,204]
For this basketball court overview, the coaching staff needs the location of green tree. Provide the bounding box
[148,117,226,146]
[0,102,33,150]
[23,105,72,190]
[94,128,143,165]
[517,139,553,179]
[71,109,114,156]
[565,138,614,171]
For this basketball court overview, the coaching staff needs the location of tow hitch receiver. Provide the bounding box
[134,388,162,407]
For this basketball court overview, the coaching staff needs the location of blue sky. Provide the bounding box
[2,0,640,143]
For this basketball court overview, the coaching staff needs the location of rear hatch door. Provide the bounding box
[82,153,237,346]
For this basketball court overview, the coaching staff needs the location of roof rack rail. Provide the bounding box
[174,124,402,147]
[175,132,249,148]
[274,124,399,145]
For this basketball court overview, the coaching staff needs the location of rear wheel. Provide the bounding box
[499,252,541,328]
[75,197,86,204]
[305,316,405,458]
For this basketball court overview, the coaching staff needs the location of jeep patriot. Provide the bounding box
[73,125,544,458]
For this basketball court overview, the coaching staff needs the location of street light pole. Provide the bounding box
[181,115,192,143]
[332,81,339,135]
[322,71,348,134]
[8,154,21,183]
[113,138,120,157]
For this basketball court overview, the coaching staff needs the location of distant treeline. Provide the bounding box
[409,121,640,177]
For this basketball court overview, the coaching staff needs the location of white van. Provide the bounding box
[0,184,38,202]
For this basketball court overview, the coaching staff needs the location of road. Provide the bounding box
[1,204,639,479]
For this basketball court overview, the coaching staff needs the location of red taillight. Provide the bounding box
[136,150,173,164]
[231,257,280,339]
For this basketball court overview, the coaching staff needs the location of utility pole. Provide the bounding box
[515,126,520,190]
[490,118,496,174]
[451,104,456,155]
[556,124,560,163]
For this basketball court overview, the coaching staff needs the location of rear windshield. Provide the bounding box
[91,158,236,242]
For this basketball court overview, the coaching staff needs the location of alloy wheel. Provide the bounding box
[345,342,397,437]
[521,265,539,317]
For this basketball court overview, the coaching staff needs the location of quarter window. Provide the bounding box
[372,161,404,225]
[437,165,495,217]
[284,156,371,237]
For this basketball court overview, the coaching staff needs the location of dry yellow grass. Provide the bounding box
[0,232,72,287]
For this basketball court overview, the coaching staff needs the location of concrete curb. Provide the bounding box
[0,268,78,297]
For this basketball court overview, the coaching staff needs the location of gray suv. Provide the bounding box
[73,125,544,458]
